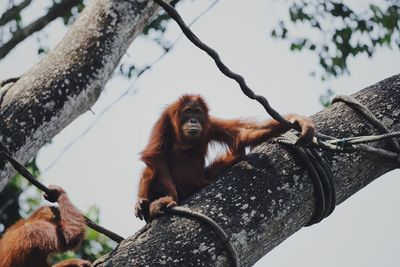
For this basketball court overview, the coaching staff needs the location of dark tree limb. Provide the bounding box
[0,0,172,189]
[0,0,32,27]
[0,0,81,59]
[94,74,400,266]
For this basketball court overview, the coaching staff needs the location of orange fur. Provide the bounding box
[0,186,91,267]
[134,94,315,221]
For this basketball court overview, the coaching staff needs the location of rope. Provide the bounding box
[0,141,124,243]
[0,77,18,105]
[165,206,240,267]
[332,95,400,153]
[275,95,400,225]
[309,96,400,162]
[326,132,400,146]
[152,0,399,247]
[41,0,221,174]
[0,77,19,87]
[152,0,296,131]
[315,137,400,160]
[1,2,396,263]
[275,133,336,225]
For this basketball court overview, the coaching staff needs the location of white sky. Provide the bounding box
[1,0,400,266]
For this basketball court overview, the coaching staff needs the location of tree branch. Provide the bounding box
[0,0,32,27]
[0,0,172,188]
[0,0,81,59]
[94,74,400,266]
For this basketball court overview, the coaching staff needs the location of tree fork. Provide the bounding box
[0,0,172,188]
[94,74,400,266]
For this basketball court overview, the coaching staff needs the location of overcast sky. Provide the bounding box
[1,0,400,266]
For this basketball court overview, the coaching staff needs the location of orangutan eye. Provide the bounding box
[195,108,203,115]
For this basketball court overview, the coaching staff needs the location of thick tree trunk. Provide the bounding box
[94,74,400,266]
[0,0,171,190]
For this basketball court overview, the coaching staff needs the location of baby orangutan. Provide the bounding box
[135,94,315,222]
[0,185,92,267]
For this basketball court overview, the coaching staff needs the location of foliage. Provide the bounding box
[0,157,40,234]
[319,88,335,107]
[142,0,181,35]
[2,0,399,80]
[1,0,399,261]
[0,158,115,262]
[271,0,400,80]
[60,0,85,26]
[51,206,116,263]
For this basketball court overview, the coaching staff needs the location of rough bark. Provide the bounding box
[94,74,400,266]
[0,0,171,190]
